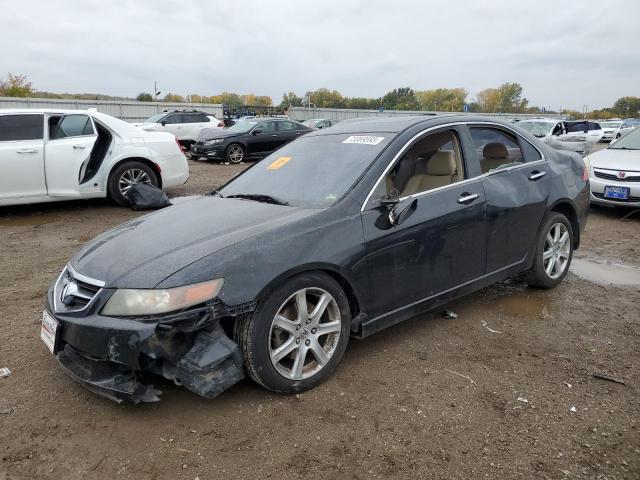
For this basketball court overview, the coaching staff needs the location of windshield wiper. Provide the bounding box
[226,193,290,206]
[208,190,224,197]
[610,146,638,150]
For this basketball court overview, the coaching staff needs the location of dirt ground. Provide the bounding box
[1,158,639,480]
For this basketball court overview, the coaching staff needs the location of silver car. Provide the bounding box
[586,126,640,207]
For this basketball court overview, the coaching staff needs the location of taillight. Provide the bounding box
[175,138,184,152]
[582,166,589,182]
[217,122,224,128]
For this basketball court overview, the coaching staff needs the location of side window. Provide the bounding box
[589,122,601,131]
[277,121,297,131]
[0,114,44,141]
[51,115,94,139]
[163,114,182,125]
[566,122,586,133]
[383,130,465,198]
[259,121,276,133]
[469,127,524,173]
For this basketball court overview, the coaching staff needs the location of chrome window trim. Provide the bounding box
[361,121,547,212]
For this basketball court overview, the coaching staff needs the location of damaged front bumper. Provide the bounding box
[47,285,254,403]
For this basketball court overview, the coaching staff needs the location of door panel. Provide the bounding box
[247,121,278,155]
[45,114,97,197]
[361,180,486,317]
[0,114,46,199]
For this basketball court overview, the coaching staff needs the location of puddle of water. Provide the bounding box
[570,257,640,286]
[496,295,550,317]
[0,212,61,227]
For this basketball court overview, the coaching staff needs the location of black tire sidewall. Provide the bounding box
[108,161,158,206]
[528,212,574,288]
[243,272,351,393]
[226,144,244,164]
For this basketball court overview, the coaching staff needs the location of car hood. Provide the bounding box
[589,148,640,171]
[198,130,244,141]
[70,197,315,288]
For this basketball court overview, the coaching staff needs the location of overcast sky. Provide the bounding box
[2,0,638,110]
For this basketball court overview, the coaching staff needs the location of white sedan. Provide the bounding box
[0,109,189,206]
[585,126,640,207]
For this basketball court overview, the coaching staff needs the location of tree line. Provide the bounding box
[1,72,639,119]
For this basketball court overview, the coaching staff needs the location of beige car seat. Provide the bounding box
[401,151,457,197]
[481,142,509,172]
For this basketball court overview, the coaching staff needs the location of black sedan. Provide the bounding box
[190,117,313,163]
[42,115,589,403]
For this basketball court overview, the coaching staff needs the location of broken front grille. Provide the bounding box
[54,266,104,313]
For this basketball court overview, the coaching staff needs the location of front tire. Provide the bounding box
[523,212,574,289]
[226,144,245,164]
[107,161,158,206]
[236,272,351,393]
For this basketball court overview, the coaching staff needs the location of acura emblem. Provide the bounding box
[618,171,626,179]
[61,280,79,305]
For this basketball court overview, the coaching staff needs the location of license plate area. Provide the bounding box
[604,185,630,199]
[41,310,59,354]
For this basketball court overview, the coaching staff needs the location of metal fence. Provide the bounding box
[287,106,562,122]
[0,97,224,122]
[0,96,562,123]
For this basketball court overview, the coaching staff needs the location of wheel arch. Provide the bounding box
[108,157,163,188]
[549,199,580,248]
[254,263,363,320]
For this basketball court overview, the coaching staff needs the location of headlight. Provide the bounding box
[102,278,224,316]
[205,138,224,145]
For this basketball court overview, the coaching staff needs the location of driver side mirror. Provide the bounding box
[161,121,167,126]
[388,197,417,226]
[252,129,262,135]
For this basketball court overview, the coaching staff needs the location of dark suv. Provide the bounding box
[191,118,313,163]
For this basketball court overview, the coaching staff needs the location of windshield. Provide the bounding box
[227,120,259,133]
[144,113,167,124]
[519,121,553,137]
[609,126,640,150]
[600,121,622,128]
[219,133,394,208]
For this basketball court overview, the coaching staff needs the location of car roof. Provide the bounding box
[0,108,94,115]
[306,114,522,135]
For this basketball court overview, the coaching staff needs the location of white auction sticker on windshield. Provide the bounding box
[342,135,385,145]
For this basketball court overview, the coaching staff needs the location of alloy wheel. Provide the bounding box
[543,222,570,279]
[228,145,244,163]
[269,288,341,380]
[118,168,151,197]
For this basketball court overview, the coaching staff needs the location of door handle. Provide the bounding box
[529,170,546,181]
[457,192,479,205]
[17,149,38,154]
[73,144,86,150]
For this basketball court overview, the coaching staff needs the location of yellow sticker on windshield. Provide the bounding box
[268,156,291,170]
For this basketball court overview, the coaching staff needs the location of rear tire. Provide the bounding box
[236,272,351,393]
[523,212,574,289]
[107,161,158,206]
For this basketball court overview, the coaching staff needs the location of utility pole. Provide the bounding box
[153,81,161,102]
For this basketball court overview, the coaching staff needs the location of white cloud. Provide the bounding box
[1,0,638,109]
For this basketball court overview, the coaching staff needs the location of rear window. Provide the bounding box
[0,114,44,141]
